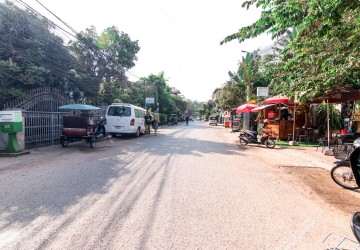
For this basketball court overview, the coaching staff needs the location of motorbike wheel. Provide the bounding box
[60,136,68,148]
[331,161,359,190]
[239,137,248,145]
[264,139,276,148]
[90,135,96,148]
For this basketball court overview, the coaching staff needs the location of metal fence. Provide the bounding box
[1,87,109,150]
[23,111,68,149]
[22,107,107,149]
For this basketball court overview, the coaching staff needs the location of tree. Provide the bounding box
[232,52,257,102]
[69,26,140,104]
[0,1,76,105]
[216,81,245,111]
[198,100,216,119]
[124,72,187,117]
[221,0,360,102]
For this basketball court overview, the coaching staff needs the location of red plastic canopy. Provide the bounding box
[251,104,276,112]
[264,94,291,104]
[236,103,259,114]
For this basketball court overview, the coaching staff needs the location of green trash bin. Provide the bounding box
[0,111,23,153]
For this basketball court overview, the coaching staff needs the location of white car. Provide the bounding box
[208,117,217,126]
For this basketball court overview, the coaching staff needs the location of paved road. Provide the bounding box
[0,121,357,249]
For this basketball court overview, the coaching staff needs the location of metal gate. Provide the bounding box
[1,87,70,149]
[1,87,109,149]
[23,111,68,149]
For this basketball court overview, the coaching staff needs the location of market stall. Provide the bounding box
[311,87,360,149]
[252,95,305,140]
[236,103,259,131]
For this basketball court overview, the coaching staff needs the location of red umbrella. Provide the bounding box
[264,94,291,104]
[236,103,259,114]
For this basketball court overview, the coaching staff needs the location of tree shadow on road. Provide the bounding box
[0,143,135,231]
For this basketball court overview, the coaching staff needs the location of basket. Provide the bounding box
[333,144,354,160]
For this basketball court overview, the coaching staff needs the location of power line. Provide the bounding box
[5,0,142,81]
[32,0,142,80]
[12,0,77,41]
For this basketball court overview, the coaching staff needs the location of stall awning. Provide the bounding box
[250,104,276,112]
[310,87,360,103]
[236,103,259,114]
[264,94,292,104]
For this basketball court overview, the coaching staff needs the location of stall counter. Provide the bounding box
[267,120,294,140]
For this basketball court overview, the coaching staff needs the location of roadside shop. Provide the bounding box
[251,95,307,141]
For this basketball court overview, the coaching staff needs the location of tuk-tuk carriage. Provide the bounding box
[167,114,178,125]
[58,104,108,148]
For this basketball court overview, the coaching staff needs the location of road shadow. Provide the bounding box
[0,123,244,237]
[0,143,135,230]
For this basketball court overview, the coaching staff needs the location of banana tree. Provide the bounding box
[235,52,258,102]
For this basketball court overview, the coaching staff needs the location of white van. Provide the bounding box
[105,103,147,137]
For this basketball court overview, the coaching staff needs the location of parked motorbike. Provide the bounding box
[323,212,360,249]
[330,138,360,190]
[94,117,108,139]
[238,127,276,148]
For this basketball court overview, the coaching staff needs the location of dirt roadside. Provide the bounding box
[210,123,360,216]
[236,141,360,216]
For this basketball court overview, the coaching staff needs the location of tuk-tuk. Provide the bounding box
[58,104,108,148]
[208,116,217,126]
[168,114,178,125]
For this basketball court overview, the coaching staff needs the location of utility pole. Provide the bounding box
[155,83,159,112]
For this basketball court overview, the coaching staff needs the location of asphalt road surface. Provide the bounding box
[0,121,359,249]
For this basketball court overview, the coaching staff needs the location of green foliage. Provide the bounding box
[0,1,76,105]
[316,102,343,136]
[97,26,139,69]
[121,72,188,117]
[69,26,140,104]
[221,0,360,102]
[216,50,271,111]
[0,2,140,106]
[159,113,167,124]
[198,100,216,118]
[216,81,245,110]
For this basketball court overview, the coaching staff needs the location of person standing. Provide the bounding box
[152,111,159,135]
[144,111,152,134]
[185,116,189,126]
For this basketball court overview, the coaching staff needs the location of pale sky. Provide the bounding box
[22,0,273,102]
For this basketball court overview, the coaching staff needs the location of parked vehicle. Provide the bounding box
[208,116,217,126]
[330,138,360,190]
[105,103,146,138]
[238,127,275,148]
[59,104,108,148]
[323,212,360,249]
[167,114,178,125]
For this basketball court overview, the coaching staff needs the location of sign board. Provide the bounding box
[145,97,155,104]
[0,111,22,122]
[257,87,269,97]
